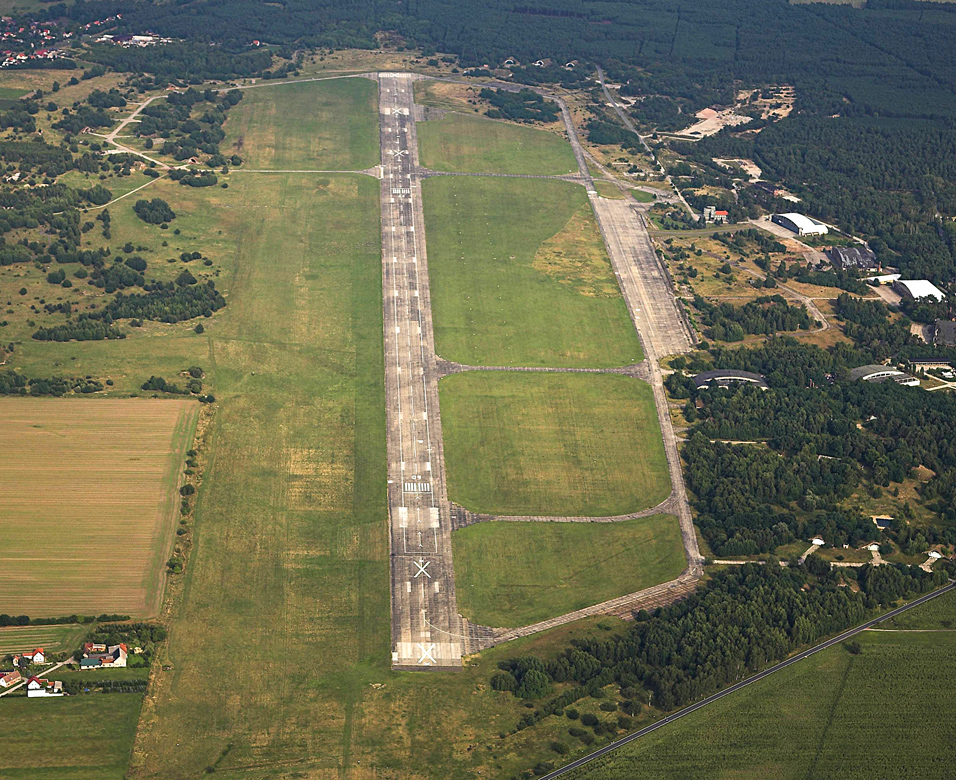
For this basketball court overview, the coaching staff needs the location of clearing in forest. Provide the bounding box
[0,399,197,616]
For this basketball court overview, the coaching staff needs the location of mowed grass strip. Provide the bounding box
[567,626,956,780]
[133,173,390,778]
[0,399,198,616]
[0,694,144,780]
[440,373,670,516]
[0,624,89,655]
[222,77,379,170]
[417,111,578,175]
[452,515,685,627]
[423,176,642,367]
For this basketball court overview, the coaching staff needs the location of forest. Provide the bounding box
[693,294,812,342]
[492,563,948,719]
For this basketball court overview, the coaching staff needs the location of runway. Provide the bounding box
[378,73,485,669]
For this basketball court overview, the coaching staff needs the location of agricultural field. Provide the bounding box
[439,372,670,516]
[0,694,144,780]
[0,624,89,656]
[0,399,198,616]
[453,515,685,627]
[417,111,577,175]
[423,176,643,367]
[568,614,956,779]
[221,77,379,170]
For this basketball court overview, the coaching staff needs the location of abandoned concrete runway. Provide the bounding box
[379,73,487,669]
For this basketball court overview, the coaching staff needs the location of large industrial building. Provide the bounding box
[693,369,769,390]
[827,246,879,272]
[849,364,920,386]
[772,213,829,236]
[892,279,946,302]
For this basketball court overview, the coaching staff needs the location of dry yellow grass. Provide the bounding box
[0,399,198,617]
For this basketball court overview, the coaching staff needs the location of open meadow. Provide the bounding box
[417,111,578,175]
[221,76,379,170]
[0,694,144,780]
[129,171,394,778]
[423,176,643,367]
[568,605,956,780]
[439,372,671,516]
[0,399,198,616]
[452,515,685,627]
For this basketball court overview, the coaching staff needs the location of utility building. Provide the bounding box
[892,279,946,302]
[772,212,829,236]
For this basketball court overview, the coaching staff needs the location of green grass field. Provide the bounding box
[129,172,392,778]
[440,372,671,516]
[567,603,956,780]
[0,694,144,780]
[417,111,578,175]
[222,77,379,170]
[423,176,643,367]
[452,516,685,627]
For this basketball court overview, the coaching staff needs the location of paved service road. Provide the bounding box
[378,73,485,669]
[537,580,956,780]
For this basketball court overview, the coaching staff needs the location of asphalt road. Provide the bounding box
[538,580,956,780]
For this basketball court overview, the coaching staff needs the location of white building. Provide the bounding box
[772,213,829,236]
[892,279,946,302]
[26,677,64,697]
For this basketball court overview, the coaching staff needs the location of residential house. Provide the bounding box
[26,676,64,697]
[0,670,21,687]
[13,648,44,667]
[80,643,128,669]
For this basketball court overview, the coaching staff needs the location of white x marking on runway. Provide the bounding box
[417,643,436,665]
[413,558,431,578]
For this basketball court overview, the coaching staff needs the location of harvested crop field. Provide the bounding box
[0,399,198,617]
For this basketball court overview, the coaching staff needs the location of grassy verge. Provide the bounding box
[440,372,670,516]
[452,516,685,627]
[567,604,956,779]
[417,111,577,175]
[222,77,379,170]
[423,176,643,367]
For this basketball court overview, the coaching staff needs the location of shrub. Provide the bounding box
[550,741,569,755]
[180,484,196,496]
[580,713,599,727]
[133,198,176,224]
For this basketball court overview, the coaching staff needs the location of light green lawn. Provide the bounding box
[417,111,578,175]
[440,372,670,516]
[423,176,643,367]
[221,77,379,170]
[453,516,685,627]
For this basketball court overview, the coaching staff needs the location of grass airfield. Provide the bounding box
[423,176,643,367]
[417,111,577,175]
[440,372,670,517]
